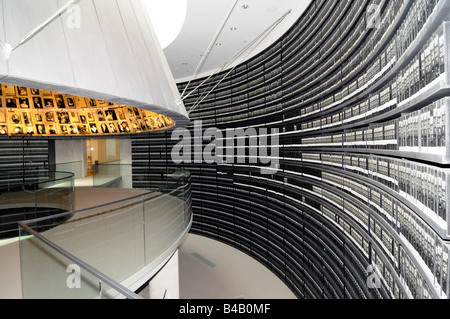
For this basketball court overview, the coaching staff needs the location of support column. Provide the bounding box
[148,250,180,299]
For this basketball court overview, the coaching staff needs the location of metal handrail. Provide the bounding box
[20,189,157,225]
[0,170,74,191]
[18,221,143,299]
[18,177,192,299]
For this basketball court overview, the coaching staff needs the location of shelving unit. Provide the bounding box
[0,139,49,174]
[132,0,450,299]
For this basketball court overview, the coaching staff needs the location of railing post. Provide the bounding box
[142,195,147,265]
[98,280,102,299]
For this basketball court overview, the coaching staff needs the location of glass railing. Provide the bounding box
[92,163,193,192]
[18,221,138,299]
[0,170,74,240]
[92,162,132,188]
[18,169,192,299]
[51,161,84,180]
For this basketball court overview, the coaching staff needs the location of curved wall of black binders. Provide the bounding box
[132,0,450,299]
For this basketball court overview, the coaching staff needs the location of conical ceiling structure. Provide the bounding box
[0,0,189,137]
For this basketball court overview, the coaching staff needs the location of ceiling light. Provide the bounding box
[143,0,188,49]
[230,27,237,31]
[216,43,222,46]
[242,4,249,9]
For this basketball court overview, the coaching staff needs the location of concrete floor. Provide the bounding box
[0,232,296,300]
[177,233,296,299]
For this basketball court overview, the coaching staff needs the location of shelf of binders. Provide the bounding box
[294,96,450,164]
[297,151,450,240]
[284,162,448,298]
[281,0,447,127]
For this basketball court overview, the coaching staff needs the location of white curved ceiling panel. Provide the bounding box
[164,0,312,82]
[0,0,189,127]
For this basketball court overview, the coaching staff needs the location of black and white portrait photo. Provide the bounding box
[6,98,17,108]
[33,97,43,109]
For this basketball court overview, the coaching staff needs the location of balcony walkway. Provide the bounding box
[0,184,295,299]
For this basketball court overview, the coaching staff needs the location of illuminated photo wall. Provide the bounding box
[0,84,176,138]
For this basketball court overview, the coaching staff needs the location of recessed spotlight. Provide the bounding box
[230,27,237,31]
[215,43,222,46]
[242,4,249,9]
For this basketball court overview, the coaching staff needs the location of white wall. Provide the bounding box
[54,139,86,179]
[54,138,131,183]
[119,139,132,165]
[119,138,132,188]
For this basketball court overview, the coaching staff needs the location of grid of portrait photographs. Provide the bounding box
[0,84,175,137]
